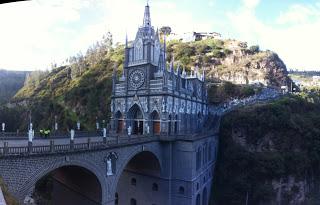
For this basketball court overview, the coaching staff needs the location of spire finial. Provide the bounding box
[143,1,151,27]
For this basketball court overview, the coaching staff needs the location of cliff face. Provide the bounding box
[212,94,320,205]
[207,41,291,87]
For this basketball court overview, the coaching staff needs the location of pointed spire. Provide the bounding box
[177,63,181,76]
[202,68,205,81]
[125,32,128,47]
[143,2,151,27]
[195,66,199,78]
[170,60,174,73]
[182,67,186,77]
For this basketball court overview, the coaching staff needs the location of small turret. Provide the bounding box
[182,67,186,78]
[202,68,205,81]
[125,32,128,48]
[177,63,181,76]
[170,60,174,73]
[112,64,117,95]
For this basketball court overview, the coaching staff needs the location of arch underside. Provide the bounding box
[115,151,168,205]
[18,159,107,205]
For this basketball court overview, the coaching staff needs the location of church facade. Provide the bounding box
[109,4,216,205]
[110,3,208,136]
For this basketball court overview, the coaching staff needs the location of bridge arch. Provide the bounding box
[111,146,163,205]
[19,158,107,205]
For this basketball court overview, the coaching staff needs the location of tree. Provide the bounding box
[249,45,260,53]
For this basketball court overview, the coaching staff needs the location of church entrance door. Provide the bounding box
[128,104,144,135]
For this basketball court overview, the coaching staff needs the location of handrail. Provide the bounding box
[0,135,161,157]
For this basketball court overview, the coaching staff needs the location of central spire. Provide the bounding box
[143,2,151,27]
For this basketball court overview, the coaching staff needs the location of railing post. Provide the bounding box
[28,141,32,154]
[50,140,54,153]
[28,129,33,154]
[3,142,8,155]
[103,128,107,144]
[87,138,91,149]
[70,129,75,150]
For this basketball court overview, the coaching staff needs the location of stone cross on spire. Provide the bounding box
[143,1,151,27]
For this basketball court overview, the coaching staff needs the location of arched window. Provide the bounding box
[152,183,158,191]
[131,198,137,205]
[179,186,185,194]
[150,111,160,135]
[131,178,136,186]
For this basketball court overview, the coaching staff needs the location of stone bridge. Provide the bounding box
[0,89,282,205]
[0,130,218,205]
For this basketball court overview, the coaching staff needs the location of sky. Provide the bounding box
[0,0,320,71]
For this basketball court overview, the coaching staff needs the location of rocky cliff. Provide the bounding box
[212,94,320,205]
[167,39,292,88]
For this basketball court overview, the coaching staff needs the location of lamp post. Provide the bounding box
[54,115,58,132]
[96,117,100,130]
[70,129,75,149]
[103,128,107,143]
[2,122,5,138]
[77,121,80,131]
[28,128,33,153]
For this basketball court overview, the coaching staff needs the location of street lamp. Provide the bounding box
[54,115,58,131]
[96,117,100,130]
[77,121,80,130]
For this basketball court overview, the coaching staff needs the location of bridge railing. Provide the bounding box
[0,130,102,140]
[0,134,161,157]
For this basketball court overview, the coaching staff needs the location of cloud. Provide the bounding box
[277,4,320,25]
[243,0,260,9]
[227,1,320,70]
[208,0,215,7]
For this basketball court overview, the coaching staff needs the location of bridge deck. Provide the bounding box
[0,131,218,157]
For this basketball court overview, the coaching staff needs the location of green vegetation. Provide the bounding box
[0,36,289,132]
[208,81,260,104]
[211,93,320,204]
[0,177,19,205]
[166,38,227,68]
[3,33,119,132]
